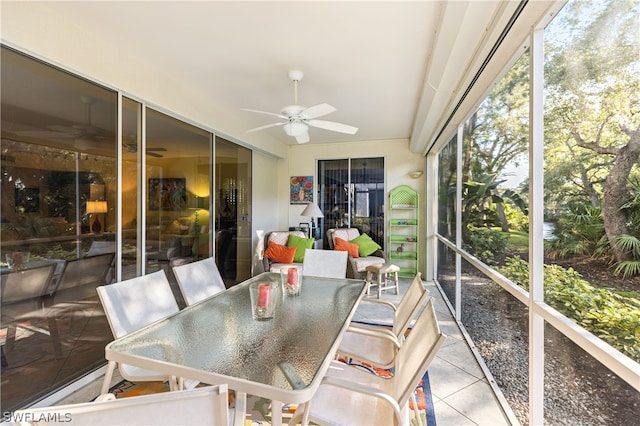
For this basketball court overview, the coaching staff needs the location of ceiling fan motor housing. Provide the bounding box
[281,105,306,118]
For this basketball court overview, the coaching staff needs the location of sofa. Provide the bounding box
[327,228,386,279]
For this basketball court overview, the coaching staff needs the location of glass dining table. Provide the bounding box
[102,272,366,425]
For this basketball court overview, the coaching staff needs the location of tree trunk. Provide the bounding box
[496,203,510,232]
[602,135,640,262]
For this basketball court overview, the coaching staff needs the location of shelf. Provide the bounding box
[389,251,417,260]
[390,219,417,226]
[390,204,416,209]
[398,267,417,277]
[389,235,417,243]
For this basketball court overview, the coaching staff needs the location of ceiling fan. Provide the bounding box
[123,137,167,158]
[242,70,358,144]
[50,96,101,134]
[15,95,111,147]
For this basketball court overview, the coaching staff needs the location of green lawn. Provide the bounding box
[507,230,529,252]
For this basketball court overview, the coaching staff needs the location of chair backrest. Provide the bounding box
[265,230,306,247]
[96,270,179,338]
[327,228,361,249]
[1,263,56,305]
[86,240,116,256]
[1,264,56,321]
[392,272,429,337]
[392,297,446,407]
[13,384,230,425]
[172,257,226,306]
[302,249,348,278]
[54,254,115,300]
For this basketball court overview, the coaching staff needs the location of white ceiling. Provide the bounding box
[1,1,558,155]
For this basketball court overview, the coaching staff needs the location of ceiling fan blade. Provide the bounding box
[295,132,310,144]
[245,122,285,133]
[16,130,76,139]
[306,119,358,135]
[241,108,288,120]
[301,103,336,119]
[147,147,167,152]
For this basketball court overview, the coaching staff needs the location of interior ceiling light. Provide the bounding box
[283,121,309,137]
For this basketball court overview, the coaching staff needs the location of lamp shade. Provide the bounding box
[86,200,108,214]
[300,202,324,218]
[195,196,209,210]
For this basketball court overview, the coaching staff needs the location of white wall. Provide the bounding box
[250,151,287,274]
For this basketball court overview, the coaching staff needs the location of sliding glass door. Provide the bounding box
[317,157,384,248]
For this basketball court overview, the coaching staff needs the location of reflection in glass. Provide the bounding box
[143,108,211,286]
[215,136,252,286]
[121,97,141,278]
[1,46,116,411]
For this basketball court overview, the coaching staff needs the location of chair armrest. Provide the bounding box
[358,298,398,312]
[262,256,272,272]
[372,249,386,259]
[320,375,403,423]
[344,324,401,349]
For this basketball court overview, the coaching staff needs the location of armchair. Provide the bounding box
[327,228,386,279]
[261,230,307,272]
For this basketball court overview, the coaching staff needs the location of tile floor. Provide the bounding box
[53,277,512,425]
[352,279,511,426]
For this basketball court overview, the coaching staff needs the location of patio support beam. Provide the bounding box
[528,26,545,426]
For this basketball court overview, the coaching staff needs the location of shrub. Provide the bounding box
[498,256,640,362]
[463,226,508,264]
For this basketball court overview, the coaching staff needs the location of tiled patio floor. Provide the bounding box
[52,278,512,425]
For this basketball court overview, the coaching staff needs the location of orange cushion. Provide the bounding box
[334,237,359,258]
[265,242,297,263]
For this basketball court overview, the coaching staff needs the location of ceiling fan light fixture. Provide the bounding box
[283,121,308,137]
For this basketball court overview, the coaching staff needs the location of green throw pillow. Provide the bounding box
[351,233,382,257]
[287,234,315,262]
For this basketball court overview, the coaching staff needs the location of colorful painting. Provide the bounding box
[148,178,187,210]
[290,176,313,204]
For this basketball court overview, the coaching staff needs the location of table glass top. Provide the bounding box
[106,273,365,396]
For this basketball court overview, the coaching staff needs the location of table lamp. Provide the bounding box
[300,202,324,240]
[86,200,108,233]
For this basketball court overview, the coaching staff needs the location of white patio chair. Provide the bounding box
[13,384,230,425]
[49,253,114,305]
[301,249,348,279]
[292,297,446,426]
[96,270,197,394]
[1,264,60,359]
[337,273,429,369]
[171,256,226,306]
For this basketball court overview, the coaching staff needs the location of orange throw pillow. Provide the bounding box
[265,242,297,263]
[334,237,359,258]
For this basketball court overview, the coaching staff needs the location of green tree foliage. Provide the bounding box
[499,256,640,362]
[544,0,640,265]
